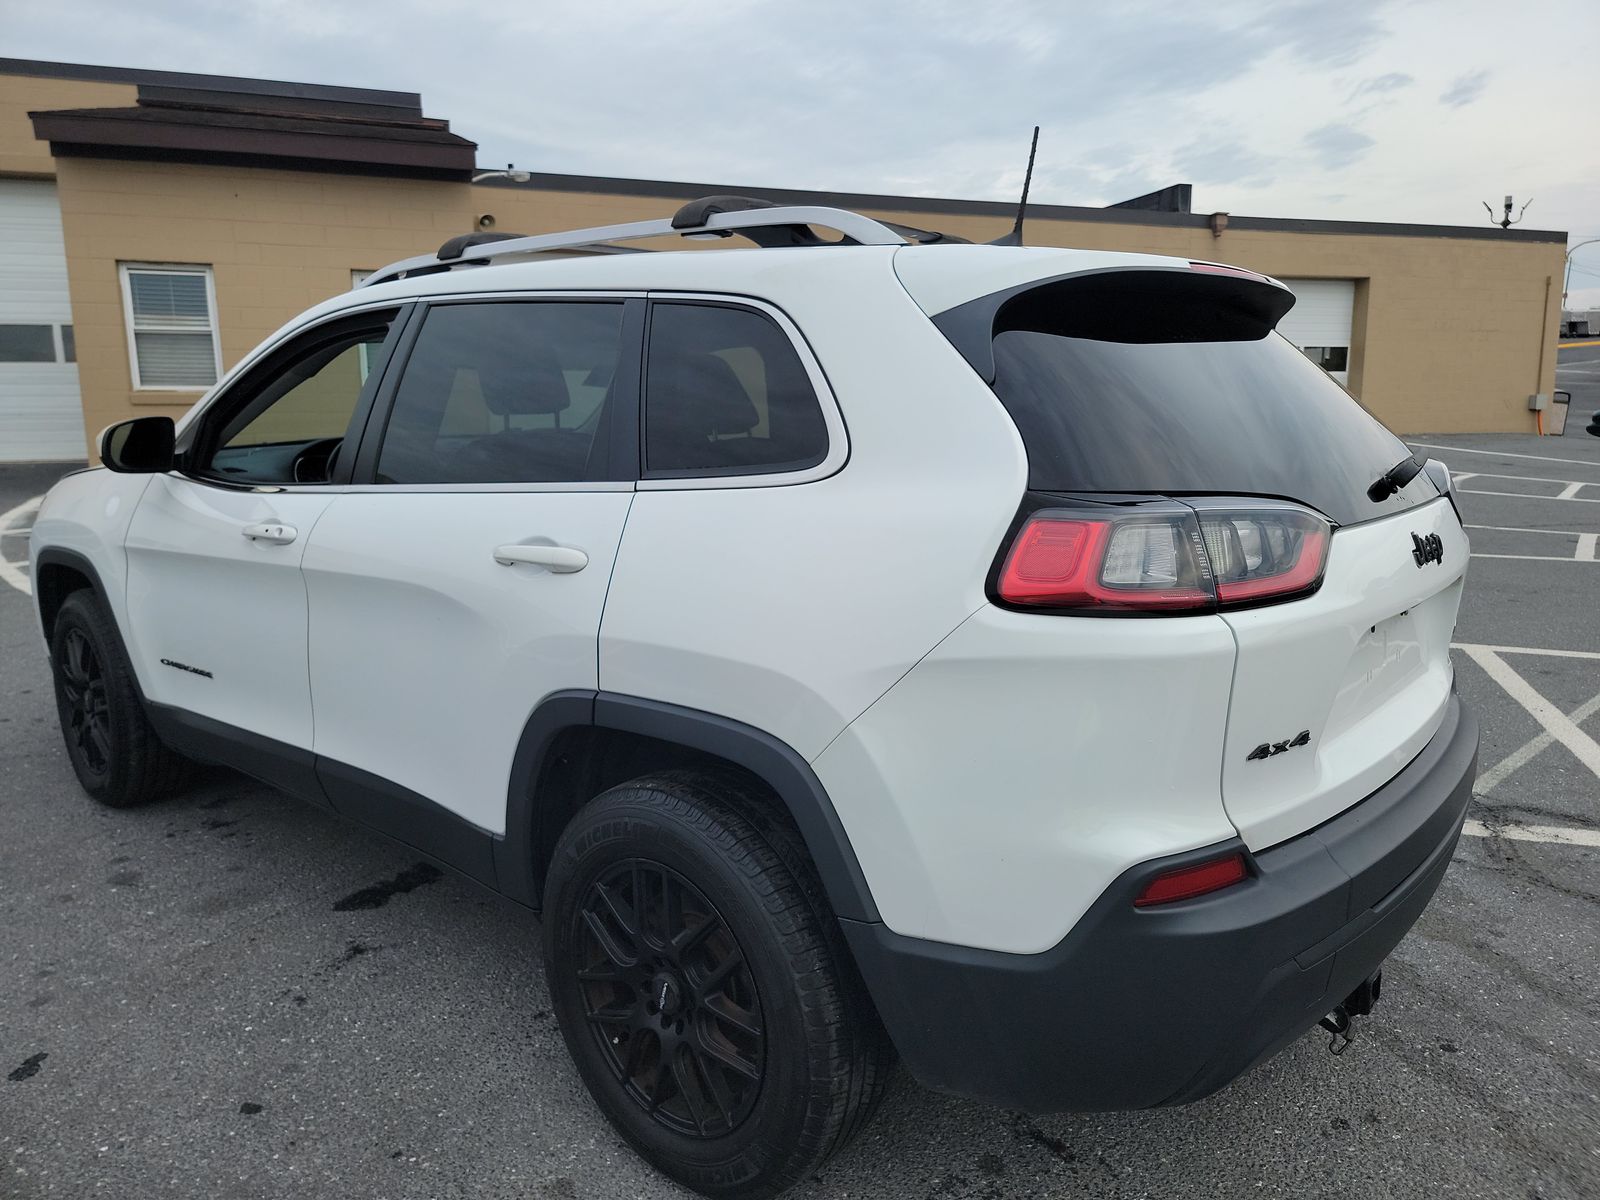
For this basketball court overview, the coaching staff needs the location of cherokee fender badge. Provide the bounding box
[1246,729,1310,762]
[160,658,213,679]
[1411,532,1444,567]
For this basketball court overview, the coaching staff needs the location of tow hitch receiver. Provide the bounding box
[1318,970,1383,1055]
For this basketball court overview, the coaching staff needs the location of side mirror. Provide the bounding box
[100,416,176,473]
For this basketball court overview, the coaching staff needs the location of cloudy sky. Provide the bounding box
[9,0,1599,304]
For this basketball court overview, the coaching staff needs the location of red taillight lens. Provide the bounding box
[996,510,1213,612]
[1133,852,1248,907]
[994,500,1330,615]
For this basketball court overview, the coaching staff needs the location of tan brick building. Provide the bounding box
[0,57,1569,462]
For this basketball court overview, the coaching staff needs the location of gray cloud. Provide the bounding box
[1304,123,1377,169]
[1440,69,1490,108]
[1174,141,1276,187]
[1352,71,1414,99]
[2,0,1594,238]
[1250,0,1391,68]
[2,0,1402,206]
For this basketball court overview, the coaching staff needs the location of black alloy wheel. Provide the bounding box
[57,626,112,778]
[576,859,765,1138]
[48,590,188,807]
[543,772,893,1199]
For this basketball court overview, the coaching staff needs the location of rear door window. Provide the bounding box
[375,301,625,484]
[949,273,1436,527]
[644,302,828,476]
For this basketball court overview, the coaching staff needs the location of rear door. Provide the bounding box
[301,295,641,841]
[940,263,1461,849]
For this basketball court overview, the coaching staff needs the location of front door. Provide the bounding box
[123,306,406,751]
[302,296,640,836]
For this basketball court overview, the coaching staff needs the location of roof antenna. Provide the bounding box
[989,126,1040,247]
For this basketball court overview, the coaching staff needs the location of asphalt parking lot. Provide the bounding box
[3,420,1599,1199]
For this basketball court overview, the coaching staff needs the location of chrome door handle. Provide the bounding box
[493,543,588,573]
[242,521,298,545]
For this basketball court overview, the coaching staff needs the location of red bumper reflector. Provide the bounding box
[1133,852,1248,907]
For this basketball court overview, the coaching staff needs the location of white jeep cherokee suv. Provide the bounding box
[31,198,1477,1198]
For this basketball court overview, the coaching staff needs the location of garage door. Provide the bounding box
[0,179,85,462]
[1277,278,1354,386]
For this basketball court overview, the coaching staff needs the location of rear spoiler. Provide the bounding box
[931,265,1296,384]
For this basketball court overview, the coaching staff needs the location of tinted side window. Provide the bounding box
[645,303,827,475]
[376,302,624,485]
[198,311,398,486]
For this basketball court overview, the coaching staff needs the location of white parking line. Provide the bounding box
[1457,488,1600,503]
[1449,470,1593,488]
[1476,689,1600,794]
[0,495,41,598]
[1461,819,1600,848]
[1461,522,1599,560]
[1454,643,1600,661]
[1456,645,1600,778]
[1557,482,1588,499]
[1410,442,1600,469]
[1464,523,1585,536]
[1470,553,1599,562]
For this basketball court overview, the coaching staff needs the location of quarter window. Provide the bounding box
[644,303,827,475]
[375,302,625,485]
[120,264,221,389]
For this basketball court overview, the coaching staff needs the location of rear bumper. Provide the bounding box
[843,692,1477,1112]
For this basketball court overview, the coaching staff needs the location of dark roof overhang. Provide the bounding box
[30,100,476,180]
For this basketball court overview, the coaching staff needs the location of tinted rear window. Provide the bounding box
[988,324,1435,527]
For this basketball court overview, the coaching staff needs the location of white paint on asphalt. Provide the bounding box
[1456,488,1600,504]
[1464,523,1590,536]
[1557,482,1587,499]
[1578,533,1599,561]
[1447,470,1593,488]
[1475,689,1600,795]
[1409,441,1600,468]
[1470,553,1600,562]
[1454,643,1600,661]
[1461,819,1600,848]
[1456,644,1600,780]
[0,495,41,598]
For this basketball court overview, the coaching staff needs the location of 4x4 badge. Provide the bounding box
[1411,532,1444,567]
[1246,730,1310,762]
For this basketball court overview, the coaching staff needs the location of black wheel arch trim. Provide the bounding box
[32,547,115,640]
[498,690,881,922]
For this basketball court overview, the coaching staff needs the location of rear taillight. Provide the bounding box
[995,498,1330,615]
[1134,852,1249,907]
[1192,505,1330,605]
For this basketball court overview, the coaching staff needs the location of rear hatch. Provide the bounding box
[912,254,1465,848]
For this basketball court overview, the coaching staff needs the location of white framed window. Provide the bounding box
[119,264,221,389]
